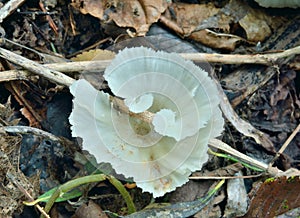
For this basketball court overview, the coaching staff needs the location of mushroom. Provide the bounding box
[69,47,224,197]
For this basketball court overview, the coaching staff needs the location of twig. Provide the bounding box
[0,60,112,82]
[0,47,75,86]
[269,123,300,166]
[6,82,44,127]
[189,174,262,180]
[208,138,269,172]
[0,0,26,23]
[6,172,50,218]
[1,125,62,142]
[110,96,154,123]
[0,45,299,83]
[39,1,58,35]
[180,45,300,65]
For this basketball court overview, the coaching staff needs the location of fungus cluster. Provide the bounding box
[69,47,224,197]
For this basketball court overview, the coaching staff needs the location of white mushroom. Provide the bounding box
[69,47,224,197]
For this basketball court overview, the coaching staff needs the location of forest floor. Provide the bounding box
[0,0,299,217]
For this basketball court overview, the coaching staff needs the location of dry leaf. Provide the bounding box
[189,29,245,51]
[162,3,220,36]
[238,7,272,42]
[160,1,245,51]
[160,0,284,50]
[71,49,115,61]
[71,0,168,36]
[74,200,108,218]
[243,177,300,218]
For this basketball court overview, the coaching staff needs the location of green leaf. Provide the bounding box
[24,187,82,205]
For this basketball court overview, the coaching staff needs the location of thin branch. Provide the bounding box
[1,126,62,142]
[0,45,299,84]
[6,172,50,218]
[181,45,300,65]
[189,174,262,180]
[0,0,26,23]
[0,47,75,86]
[0,60,111,82]
[269,123,300,166]
[208,138,269,172]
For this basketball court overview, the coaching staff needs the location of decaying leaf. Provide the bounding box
[71,49,115,62]
[71,0,169,36]
[161,2,242,50]
[161,0,284,50]
[238,7,273,42]
[74,200,108,218]
[243,177,300,218]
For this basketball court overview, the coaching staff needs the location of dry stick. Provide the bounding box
[1,126,62,142]
[0,60,112,82]
[0,45,299,83]
[0,45,300,83]
[208,138,271,173]
[6,172,50,218]
[181,45,300,65]
[269,123,300,166]
[1,47,300,82]
[0,47,75,86]
[0,0,26,23]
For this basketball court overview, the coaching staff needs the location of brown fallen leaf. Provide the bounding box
[71,0,168,36]
[160,1,248,51]
[71,49,115,62]
[188,29,245,51]
[160,0,284,51]
[242,176,300,218]
[238,6,272,42]
[73,200,108,218]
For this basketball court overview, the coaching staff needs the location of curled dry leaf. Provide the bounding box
[71,0,169,36]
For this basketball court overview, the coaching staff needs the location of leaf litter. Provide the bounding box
[0,0,299,217]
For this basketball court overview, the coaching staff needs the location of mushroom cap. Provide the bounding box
[104,47,220,141]
[69,47,224,197]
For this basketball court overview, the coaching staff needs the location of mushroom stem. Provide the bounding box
[110,96,154,123]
